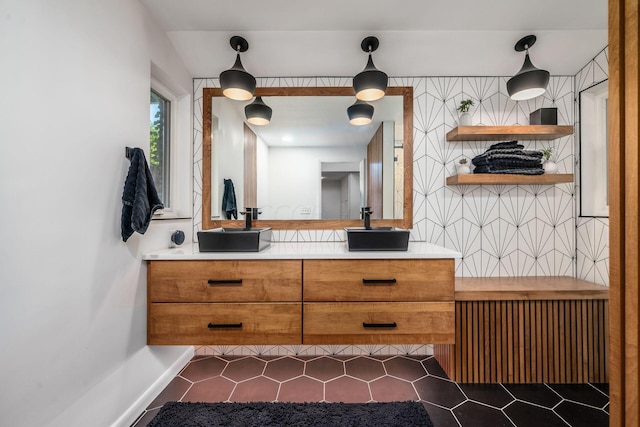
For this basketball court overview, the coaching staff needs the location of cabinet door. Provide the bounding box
[148,260,302,302]
[303,259,454,302]
[148,303,302,345]
[303,302,454,344]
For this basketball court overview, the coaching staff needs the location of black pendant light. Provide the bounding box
[245,96,272,126]
[347,100,374,126]
[219,36,256,101]
[507,35,550,101]
[353,36,388,102]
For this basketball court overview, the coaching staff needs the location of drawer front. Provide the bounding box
[303,302,454,344]
[148,260,301,302]
[148,303,302,345]
[303,259,454,302]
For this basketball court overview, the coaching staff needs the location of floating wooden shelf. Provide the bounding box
[446,173,574,185]
[446,125,574,141]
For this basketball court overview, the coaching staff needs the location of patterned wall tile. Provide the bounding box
[577,217,610,285]
[187,45,609,356]
[427,77,463,130]
[192,74,588,277]
[462,77,500,126]
[481,221,502,276]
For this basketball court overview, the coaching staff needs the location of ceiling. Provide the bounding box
[141,0,607,78]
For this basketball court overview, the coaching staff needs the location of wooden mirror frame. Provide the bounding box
[201,86,413,230]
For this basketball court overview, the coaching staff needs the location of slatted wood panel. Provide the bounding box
[435,299,608,383]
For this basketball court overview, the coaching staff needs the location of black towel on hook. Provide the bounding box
[222,178,238,220]
[121,148,164,241]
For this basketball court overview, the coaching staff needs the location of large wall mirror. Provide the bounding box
[579,79,609,217]
[202,86,413,230]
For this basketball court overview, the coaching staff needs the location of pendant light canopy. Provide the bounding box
[219,36,256,101]
[245,96,272,126]
[507,35,550,101]
[347,100,374,126]
[353,36,388,102]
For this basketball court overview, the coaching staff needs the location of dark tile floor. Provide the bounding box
[132,355,609,426]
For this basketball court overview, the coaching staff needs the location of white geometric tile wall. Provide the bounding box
[193,75,575,279]
[420,76,575,277]
[574,47,609,285]
[190,63,605,355]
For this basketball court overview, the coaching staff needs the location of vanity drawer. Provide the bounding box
[303,302,454,344]
[303,259,454,302]
[148,303,302,345]
[148,260,302,302]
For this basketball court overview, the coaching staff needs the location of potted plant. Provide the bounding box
[457,99,474,126]
[457,157,471,174]
[541,146,558,174]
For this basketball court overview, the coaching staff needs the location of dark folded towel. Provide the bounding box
[486,167,545,175]
[471,140,544,175]
[222,178,238,220]
[490,158,543,169]
[488,140,521,150]
[121,148,164,242]
[472,156,489,166]
[473,152,542,166]
[473,165,544,175]
[474,165,491,173]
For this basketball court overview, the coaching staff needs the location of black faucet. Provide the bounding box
[361,207,372,230]
[241,207,261,230]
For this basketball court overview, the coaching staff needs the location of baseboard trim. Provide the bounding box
[112,346,194,427]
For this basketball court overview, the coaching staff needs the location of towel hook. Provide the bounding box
[125,147,134,159]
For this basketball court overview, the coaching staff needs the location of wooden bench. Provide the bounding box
[433,276,609,384]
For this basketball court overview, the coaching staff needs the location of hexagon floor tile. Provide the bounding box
[133,355,609,427]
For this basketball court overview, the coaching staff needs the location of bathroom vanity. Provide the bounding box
[144,242,460,346]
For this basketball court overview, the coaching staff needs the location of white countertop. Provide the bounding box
[143,241,462,260]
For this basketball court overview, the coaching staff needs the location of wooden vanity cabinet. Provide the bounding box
[302,259,455,344]
[147,260,302,345]
[147,257,456,346]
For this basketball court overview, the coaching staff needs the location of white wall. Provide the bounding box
[0,1,193,426]
[321,180,342,219]
[266,146,366,219]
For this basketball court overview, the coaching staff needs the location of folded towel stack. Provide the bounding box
[472,141,544,175]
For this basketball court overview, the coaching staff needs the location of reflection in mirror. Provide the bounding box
[211,94,402,220]
[579,80,609,217]
[202,86,413,230]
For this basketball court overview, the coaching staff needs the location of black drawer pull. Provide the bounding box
[208,322,243,329]
[362,278,397,285]
[363,322,397,328]
[207,279,243,286]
